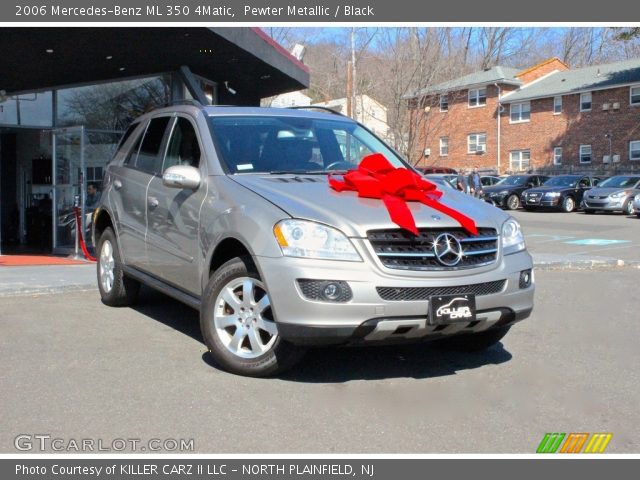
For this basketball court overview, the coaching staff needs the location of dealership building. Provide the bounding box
[0,27,309,254]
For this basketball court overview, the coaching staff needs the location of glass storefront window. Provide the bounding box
[0,92,53,127]
[56,75,172,130]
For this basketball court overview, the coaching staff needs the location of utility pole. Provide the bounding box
[346,61,353,118]
[351,27,357,120]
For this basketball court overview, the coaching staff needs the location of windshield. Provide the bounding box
[543,176,579,188]
[496,175,529,186]
[424,175,455,189]
[208,115,406,174]
[598,176,640,188]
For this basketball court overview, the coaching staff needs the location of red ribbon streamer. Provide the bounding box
[328,154,478,236]
[73,207,97,262]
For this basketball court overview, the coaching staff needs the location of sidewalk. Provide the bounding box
[1,252,637,298]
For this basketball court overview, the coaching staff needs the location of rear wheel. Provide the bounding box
[561,196,576,213]
[96,227,140,306]
[200,256,305,377]
[506,194,520,210]
[436,326,511,352]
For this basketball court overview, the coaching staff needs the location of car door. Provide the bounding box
[108,117,170,267]
[144,115,207,295]
[575,176,591,203]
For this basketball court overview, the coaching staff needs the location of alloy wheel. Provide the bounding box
[213,277,277,359]
[99,240,115,293]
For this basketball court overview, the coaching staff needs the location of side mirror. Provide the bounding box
[162,165,201,190]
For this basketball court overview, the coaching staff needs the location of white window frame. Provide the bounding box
[510,102,531,123]
[553,147,562,165]
[631,85,640,106]
[467,133,487,153]
[630,140,640,161]
[580,92,592,112]
[439,136,449,156]
[579,144,592,164]
[439,94,449,112]
[509,150,531,171]
[468,88,487,108]
[553,96,562,114]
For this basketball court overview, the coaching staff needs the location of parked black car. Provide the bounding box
[521,175,604,213]
[484,174,550,210]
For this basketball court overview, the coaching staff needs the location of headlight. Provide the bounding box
[273,219,362,262]
[502,218,526,255]
[544,192,561,197]
[610,191,628,199]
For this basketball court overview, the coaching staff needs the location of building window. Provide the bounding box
[510,102,531,123]
[580,92,592,112]
[553,96,562,114]
[579,144,592,163]
[510,150,531,171]
[630,140,640,160]
[468,133,487,153]
[439,137,449,156]
[631,86,640,106]
[553,147,562,165]
[468,88,487,107]
[439,94,449,112]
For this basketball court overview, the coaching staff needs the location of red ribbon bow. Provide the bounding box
[328,153,478,236]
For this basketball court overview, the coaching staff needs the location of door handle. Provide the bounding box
[113,179,122,190]
[148,196,159,209]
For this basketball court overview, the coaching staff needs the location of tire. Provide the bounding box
[623,199,635,215]
[561,196,576,213]
[436,326,511,352]
[96,227,140,307]
[506,194,520,210]
[584,209,595,214]
[200,256,305,377]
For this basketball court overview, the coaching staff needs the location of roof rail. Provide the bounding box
[287,105,346,117]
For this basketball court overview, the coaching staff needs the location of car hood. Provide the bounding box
[525,186,573,194]
[484,184,522,193]
[586,187,636,196]
[229,175,508,238]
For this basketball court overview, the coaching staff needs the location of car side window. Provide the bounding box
[579,177,590,188]
[124,125,145,166]
[135,116,171,174]
[163,117,201,171]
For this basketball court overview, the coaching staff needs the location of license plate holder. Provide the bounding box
[428,294,477,325]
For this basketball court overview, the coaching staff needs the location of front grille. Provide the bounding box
[367,227,499,271]
[377,280,506,301]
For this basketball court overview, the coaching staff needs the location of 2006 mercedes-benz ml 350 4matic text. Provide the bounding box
[92,104,534,376]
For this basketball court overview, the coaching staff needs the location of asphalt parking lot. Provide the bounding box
[1,211,639,454]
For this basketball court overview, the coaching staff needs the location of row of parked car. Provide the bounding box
[424,171,640,216]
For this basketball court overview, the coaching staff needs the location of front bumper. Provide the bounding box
[256,244,535,346]
[522,195,561,208]
[485,193,507,207]
[583,197,626,211]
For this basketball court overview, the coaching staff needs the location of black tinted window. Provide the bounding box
[135,117,170,173]
[163,117,201,171]
[117,123,138,152]
[124,127,144,165]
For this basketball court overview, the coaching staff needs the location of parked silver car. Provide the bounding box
[92,104,534,376]
[582,175,640,215]
[633,193,640,218]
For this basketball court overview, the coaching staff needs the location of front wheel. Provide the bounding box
[436,326,511,352]
[562,196,576,213]
[200,256,305,377]
[506,194,520,210]
[623,199,635,215]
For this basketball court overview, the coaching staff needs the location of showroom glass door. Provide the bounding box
[52,126,85,253]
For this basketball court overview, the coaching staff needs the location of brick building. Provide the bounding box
[408,57,640,174]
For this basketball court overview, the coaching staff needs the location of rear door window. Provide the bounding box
[162,117,202,171]
[135,116,171,174]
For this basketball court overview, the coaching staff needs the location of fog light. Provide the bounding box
[297,279,353,302]
[519,269,532,289]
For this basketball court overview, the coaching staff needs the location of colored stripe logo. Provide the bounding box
[537,433,612,453]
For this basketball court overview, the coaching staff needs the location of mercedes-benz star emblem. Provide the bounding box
[433,233,464,267]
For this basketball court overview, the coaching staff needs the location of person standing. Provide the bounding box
[468,166,483,198]
[456,170,469,193]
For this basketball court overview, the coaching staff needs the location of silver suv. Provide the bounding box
[93,104,534,376]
